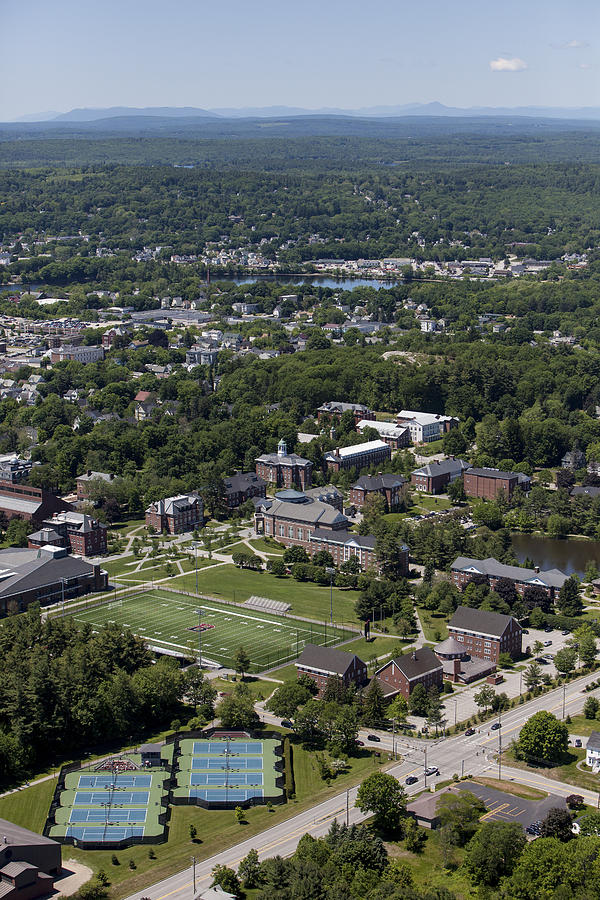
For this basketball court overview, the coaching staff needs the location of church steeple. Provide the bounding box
[277,438,287,457]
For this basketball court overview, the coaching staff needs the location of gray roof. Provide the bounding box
[451,556,567,590]
[412,458,469,478]
[77,471,113,482]
[0,552,98,600]
[587,731,600,751]
[223,472,266,494]
[571,486,600,498]
[0,862,38,877]
[466,467,530,482]
[295,643,365,677]
[0,817,59,848]
[377,648,442,682]
[261,497,348,528]
[352,474,407,491]
[28,527,63,544]
[449,605,517,639]
[255,451,311,466]
[311,529,377,549]
[318,402,371,414]
[435,637,465,656]
[146,493,202,516]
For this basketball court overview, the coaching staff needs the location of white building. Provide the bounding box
[586,731,600,771]
[396,410,457,444]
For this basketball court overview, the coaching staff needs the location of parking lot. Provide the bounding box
[458,781,567,830]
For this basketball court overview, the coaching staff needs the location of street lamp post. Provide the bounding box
[195,544,198,595]
[194,608,203,669]
[326,567,335,625]
[191,856,196,895]
[562,684,566,719]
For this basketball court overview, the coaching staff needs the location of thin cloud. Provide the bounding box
[565,39,589,48]
[489,57,528,72]
[580,63,592,69]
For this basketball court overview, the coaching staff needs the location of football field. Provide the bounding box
[70,588,352,671]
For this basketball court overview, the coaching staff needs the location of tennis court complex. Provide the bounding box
[49,762,168,845]
[173,735,284,807]
[69,588,352,671]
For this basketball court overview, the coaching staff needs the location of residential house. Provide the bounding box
[411,458,469,494]
[451,556,566,601]
[76,471,117,501]
[324,440,391,473]
[349,474,407,510]
[374,648,443,699]
[396,410,457,443]
[447,606,522,663]
[295,644,368,697]
[562,449,586,470]
[255,439,312,490]
[145,493,204,534]
[586,732,600,770]
[134,391,158,421]
[356,419,410,449]
[463,467,531,500]
[571,485,600,499]
[223,472,267,509]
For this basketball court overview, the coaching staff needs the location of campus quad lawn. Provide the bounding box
[417,608,449,642]
[248,537,285,555]
[69,588,352,672]
[173,564,361,627]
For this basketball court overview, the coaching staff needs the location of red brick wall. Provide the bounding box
[463,473,516,500]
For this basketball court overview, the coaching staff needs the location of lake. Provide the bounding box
[511,532,600,577]
[219,275,398,291]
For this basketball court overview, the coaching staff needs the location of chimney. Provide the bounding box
[453,658,461,677]
[336,447,341,456]
[412,650,417,661]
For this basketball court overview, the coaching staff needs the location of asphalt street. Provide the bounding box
[125,669,600,900]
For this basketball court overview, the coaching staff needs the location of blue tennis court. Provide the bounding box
[190,788,264,802]
[67,826,145,841]
[74,791,149,806]
[192,757,263,771]
[78,774,152,789]
[193,741,263,755]
[70,808,147,824]
[190,773,263,786]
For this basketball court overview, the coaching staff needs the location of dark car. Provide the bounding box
[545,626,553,633]
[465,728,476,736]
[575,739,582,748]
[367,734,381,742]
[405,775,418,785]
[281,720,293,729]
[522,628,529,634]
[491,722,501,730]
[355,739,365,747]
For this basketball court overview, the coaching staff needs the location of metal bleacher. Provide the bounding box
[243,596,291,615]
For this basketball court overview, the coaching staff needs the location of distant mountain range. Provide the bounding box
[10,102,600,123]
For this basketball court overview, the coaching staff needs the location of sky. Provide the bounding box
[1,0,599,120]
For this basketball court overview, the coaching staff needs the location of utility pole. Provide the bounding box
[392,719,396,760]
[346,789,349,825]
[326,567,335,625]
[195,544,198,594]
[191,856,196,895]
[194,608,203,668]
[562,684,566,719]
[424,746,428,788]
[498,710,502,781]
[61,578,65,617]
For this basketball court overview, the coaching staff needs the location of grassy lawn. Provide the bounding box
[16,742,388,899]
[339,634,411,663]
[472,776,547,800]
[565,713,600,737]
[415,439,445,456]
[388,830,476,898]
[211,675,278,701]
[381,512,411,524]
[417,608,449,641]
[268,663,298,681]
[506,747,600,793]
[170,564,362,627]
[248,537,285,555]
[413,494,453,512]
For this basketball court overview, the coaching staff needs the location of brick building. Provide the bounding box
[28,512,108,557]
[349,473,407,510]
[145,493,203,534]
[463,467,531,501]
[356,419,410,449]
[255,439,312,490]
[317,402,375,425]
[374,648,443,699]
[223,472,267,509]
[324,440,391,473]
[295,643,368,697]
[76,471,117,501]
[50,345,104,364]
[447,606,522,663]
[304,485,344,511]
[0,547,107,615]
[450,556,567,600]
[309,529,384,573]
[255,491,348,550]
[411,458,469,494]
[0,481,71,525]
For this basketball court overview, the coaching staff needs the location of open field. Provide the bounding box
[506,747,600,793]
[68,588,353,671]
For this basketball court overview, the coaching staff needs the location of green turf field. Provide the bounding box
[69,588,352,671]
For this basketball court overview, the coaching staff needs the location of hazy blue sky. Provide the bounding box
[1,0,598,119]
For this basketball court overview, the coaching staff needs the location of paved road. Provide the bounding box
[125,669,600,900]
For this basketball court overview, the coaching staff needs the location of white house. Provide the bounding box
[586,731,600,771]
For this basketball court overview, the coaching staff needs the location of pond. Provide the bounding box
[511,532,600,577]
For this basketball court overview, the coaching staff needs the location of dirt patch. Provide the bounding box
[53,860,94,897]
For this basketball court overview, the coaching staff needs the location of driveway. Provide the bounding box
[457,781,567,828]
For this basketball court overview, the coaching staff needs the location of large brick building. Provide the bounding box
[145,493,204,534]
[76,471,117,501]
[451,556,567,600]
[317,402,375,426]
[463,467,531,501]
[356,419,410,450]
[255,491,349,549]
[255,439,312,490]
[447,606,522,663]
[324,440,391,473]
[411,458,469,494]
[349,473,407,510]
[0,547,107,615]
[374,648,443,699]
[295,643,368,697]
[28,512,108,557]
[0,481,71,525]
[223,472,267,509]
[0,816,61,900]
[310,529,384,573]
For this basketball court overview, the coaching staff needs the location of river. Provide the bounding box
[219,275,398,290]
[511,533,600,577]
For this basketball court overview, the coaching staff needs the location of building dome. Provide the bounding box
[435,637,466,659]
[274,489,308,503]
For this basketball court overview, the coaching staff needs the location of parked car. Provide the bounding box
[575,739,582,748]
[491,722,501,730]
[562,629,570,635]
[424,766,439,776]
[522,628,529,634]
[281,720,293,729]
[465,728,476,736]
[544,640,552,647]
[545,626,553,633]
[405,775,418,785]
[367,734,381,742]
